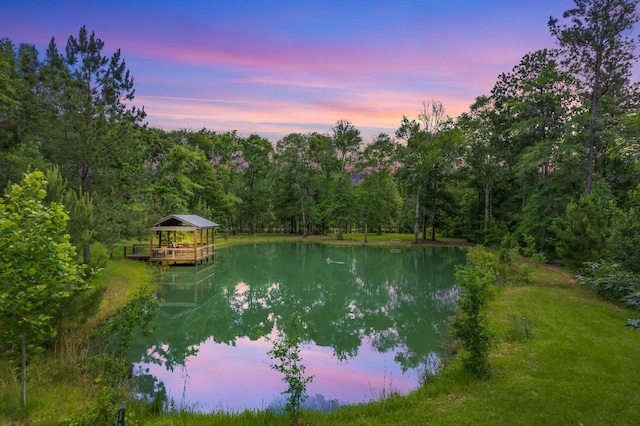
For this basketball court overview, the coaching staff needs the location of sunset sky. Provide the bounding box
[4,0,577,141]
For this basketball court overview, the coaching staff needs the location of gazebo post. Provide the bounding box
[193,230,198,261]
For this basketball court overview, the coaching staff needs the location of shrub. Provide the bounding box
[451,246,497,378]
[576,261,640,308]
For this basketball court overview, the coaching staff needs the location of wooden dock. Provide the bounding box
[124,243,215,264]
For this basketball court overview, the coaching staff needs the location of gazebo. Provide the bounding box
[125,214,219,264]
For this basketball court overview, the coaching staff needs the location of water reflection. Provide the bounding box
[130,243,465,412]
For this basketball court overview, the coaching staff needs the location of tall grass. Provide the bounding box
[0,243,154,425]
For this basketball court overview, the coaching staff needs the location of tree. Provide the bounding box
[355,171,401,241]
[396,100,454,242]
[457,96,505,242]
[40,26,146,194]
[554,190,615,269]
[43,166,95,264]
[273,133,318,236]
[237,134,274,234]
[357,133,402,239]
[331,119,362,172]
[39,26,146,262]
[0,171,85,407]
[329,172,355,240]
[490,49,577,253]
[361,132,396,175]
[0,39,50,188]
[329,120,362,239]
[150,143,207,213]
[203,131,244,235]
[549,0,640,195]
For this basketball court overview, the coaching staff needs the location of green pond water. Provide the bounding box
[129,242,465,412]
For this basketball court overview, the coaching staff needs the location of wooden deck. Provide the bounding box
[124,243,215,264]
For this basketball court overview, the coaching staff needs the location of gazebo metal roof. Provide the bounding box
[150,214,219,231]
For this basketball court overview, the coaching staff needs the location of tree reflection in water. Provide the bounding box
[129,243,465,412]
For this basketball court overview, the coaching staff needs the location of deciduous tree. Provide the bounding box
[0,171,85,407]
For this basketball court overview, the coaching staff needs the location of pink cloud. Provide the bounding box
[4,0,578,142]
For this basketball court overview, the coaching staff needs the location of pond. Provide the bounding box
[129,242,465,413]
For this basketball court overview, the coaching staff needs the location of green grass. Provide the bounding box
[2,235,639,425]
[87,244,155,329]
[214,232,469,248]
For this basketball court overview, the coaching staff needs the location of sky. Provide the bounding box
[3,0,577,142]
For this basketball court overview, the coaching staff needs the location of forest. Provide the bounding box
[2,3,639,271]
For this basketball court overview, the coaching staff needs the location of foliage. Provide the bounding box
[521,234,547,264]
[607,205,640,274]
[495,234,546,285]
[549,0,640,195]
[554,192,614,270]
[43,166,97,267]
[97,282,159,362]
[266,312,315,424]
[330,172,356,240]
[576,261,640,310]
[395,101,460,242]
[0,171,85,407]
[89,282,159,422]
[451,246,497,378]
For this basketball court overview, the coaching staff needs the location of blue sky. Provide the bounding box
[3,0,578,141]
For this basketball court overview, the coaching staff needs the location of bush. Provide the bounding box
[554,194,613,270]
[607,207,640,274]
[451,246,497,378]
[496,234,535,286]
[577,261,640,309]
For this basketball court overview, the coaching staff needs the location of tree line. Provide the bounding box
[1,0,639,273]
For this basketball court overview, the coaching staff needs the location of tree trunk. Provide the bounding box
[21,328,27,407]
[337,219,343,240]
[364,221,368,243]
[586,52,602,196]
[300,199,307,238]
[483,179,492,233]
[413,192,419,243]
[83,243,91,265]
[431,181,438,241]
[227,216,234,236]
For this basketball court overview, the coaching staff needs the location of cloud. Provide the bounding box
[4,0,578,141]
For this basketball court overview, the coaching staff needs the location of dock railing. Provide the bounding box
[150,243,215,262]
